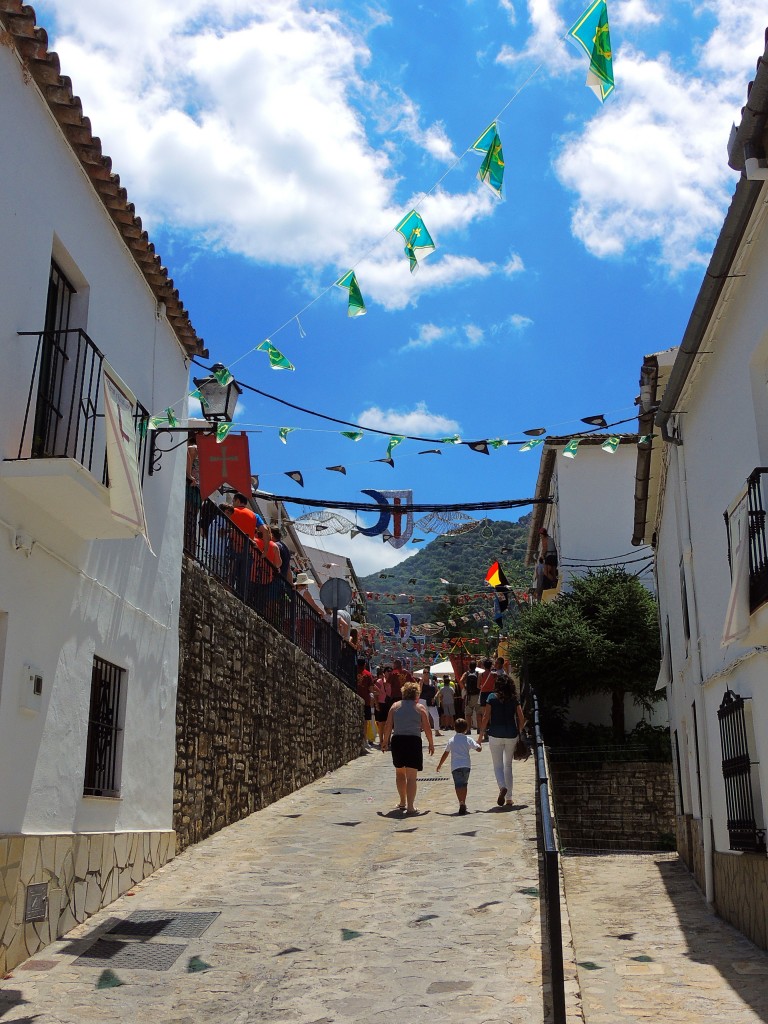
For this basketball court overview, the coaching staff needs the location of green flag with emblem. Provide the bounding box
[519,438,544,452]
[563,438,581,459]
[568,0,614,103]
[601,435,620,453]
[257,340,295,371]
[335,270,367,317]
[472,122,505,198]
[395,210,436,273]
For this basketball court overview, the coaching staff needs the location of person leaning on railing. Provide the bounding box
[247,522,281,618]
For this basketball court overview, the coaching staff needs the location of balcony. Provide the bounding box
[1,329,150,540]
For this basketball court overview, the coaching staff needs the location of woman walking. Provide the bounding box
[382,680,434,815]
[419,668,441,736]
[478,674,526,807]
[372,665,391,747]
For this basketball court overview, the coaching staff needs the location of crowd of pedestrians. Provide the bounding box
[357,658,528,815]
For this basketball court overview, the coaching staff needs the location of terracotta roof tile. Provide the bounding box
[0,1,205,357]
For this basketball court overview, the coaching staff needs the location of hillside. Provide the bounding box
[359,515,532,631]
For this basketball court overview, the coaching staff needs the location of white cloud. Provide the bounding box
[357,250,496,311]
[403,323,451,349]
[555,47,742,270]
[307,530,416,579]
[356,403,461,436]
[499,0,517,25]
[495,0,571,68]
[491,313,533,333]
[375,92,458,164]
[503,252,525,276]
[549,5,767,271]
[464,324,485,345]
[613,0,660,27]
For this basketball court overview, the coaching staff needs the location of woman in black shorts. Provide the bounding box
[382,680,434,815]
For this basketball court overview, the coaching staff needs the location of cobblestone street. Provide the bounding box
[0,740,550,1024]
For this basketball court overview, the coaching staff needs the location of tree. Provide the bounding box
[508,568,661,739]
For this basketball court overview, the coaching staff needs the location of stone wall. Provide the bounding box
[550,761,676,851]
[175,556,363,852]
[0,830,174,975]
[714,850,768,951]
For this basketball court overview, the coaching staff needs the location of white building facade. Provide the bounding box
[633,40,768,950]
[0,3,203,972]
[526,437,660,731]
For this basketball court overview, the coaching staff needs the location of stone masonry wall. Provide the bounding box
[174,556,363,852]
[0,831,174,975]
[550,761,676,851]
[714,850,768,951]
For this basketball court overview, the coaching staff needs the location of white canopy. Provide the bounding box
[429,660,454,677]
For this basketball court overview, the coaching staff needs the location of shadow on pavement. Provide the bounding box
[656,857,768,1022]
[0,988,33,1022]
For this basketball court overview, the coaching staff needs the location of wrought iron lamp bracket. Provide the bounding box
[149,426,214,476]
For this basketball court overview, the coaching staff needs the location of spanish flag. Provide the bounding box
[486,562,508,588]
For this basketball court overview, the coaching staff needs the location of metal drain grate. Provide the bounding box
[74,939,187,971]
[419,776,451,782]
[107,910,220,939]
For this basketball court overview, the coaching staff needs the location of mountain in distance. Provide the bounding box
[359,515,532,631]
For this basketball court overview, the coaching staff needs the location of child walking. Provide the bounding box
[436,718,481,815]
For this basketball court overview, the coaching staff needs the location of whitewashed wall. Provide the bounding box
[654,193,768,854]
[0,44,189,835]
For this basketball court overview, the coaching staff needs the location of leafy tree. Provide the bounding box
[508,568,661,739]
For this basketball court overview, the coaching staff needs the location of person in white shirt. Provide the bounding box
[436,718,482,815]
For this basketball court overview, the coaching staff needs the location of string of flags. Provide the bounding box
[137,0,615,434]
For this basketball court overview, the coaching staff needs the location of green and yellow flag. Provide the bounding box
[568,0,614,103]
[472,122,505,198]
[257,340,295,371]
[395,210,436,273]
[519,438,544,452]
[335,270,367,317]
[563,439,581,459]
[601,435,620,453]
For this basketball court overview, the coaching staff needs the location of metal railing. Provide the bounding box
[718,689,766,853]
[531,690,566,1024]
[11,329,150,484]
[185,497,357,689]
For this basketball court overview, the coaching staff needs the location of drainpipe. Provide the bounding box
[673,438,715,904]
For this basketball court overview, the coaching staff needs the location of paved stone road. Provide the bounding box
[0,738,551,1024]
[563,853,768,1024]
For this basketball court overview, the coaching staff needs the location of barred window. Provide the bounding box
[83,656,125,797]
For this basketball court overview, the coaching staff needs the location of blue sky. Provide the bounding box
[35,1,767,574]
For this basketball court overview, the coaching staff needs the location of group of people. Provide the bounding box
[184,464,359,672]
[357,658,527,815]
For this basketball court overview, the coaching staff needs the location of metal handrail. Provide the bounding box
[184,496,357,690]
[532,691,566,1024]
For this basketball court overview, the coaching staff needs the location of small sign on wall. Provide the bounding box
[24,882,48,923]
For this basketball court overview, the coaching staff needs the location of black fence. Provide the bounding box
[185,496,356,690]
[14,329,150,484]
[531,692,566,1024]
[718,689,766,853]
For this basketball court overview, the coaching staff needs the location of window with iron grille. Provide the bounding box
[717,689,765,853]
[83,657,125,797]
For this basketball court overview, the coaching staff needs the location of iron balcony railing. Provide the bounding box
[718,689,766,853]
[11,329,150,484]
[185,497,357,690]
[725,468,768,613]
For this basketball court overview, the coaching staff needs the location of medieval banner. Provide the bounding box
[102,362,151,547]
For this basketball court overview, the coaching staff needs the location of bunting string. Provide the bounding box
[147,3,614,427]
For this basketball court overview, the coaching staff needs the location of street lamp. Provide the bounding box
[192,364,241,423]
